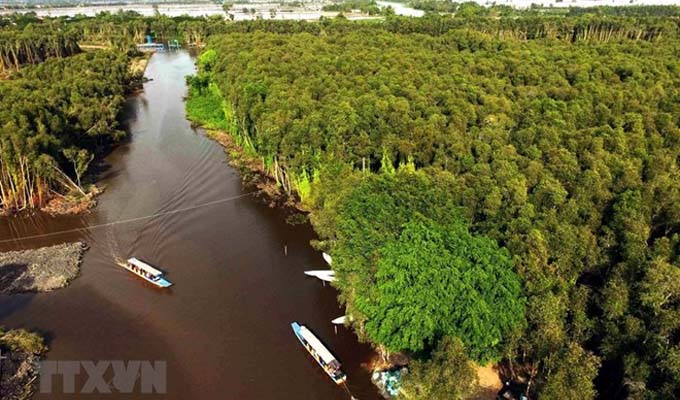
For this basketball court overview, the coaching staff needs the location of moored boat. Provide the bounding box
[317,274,336,282]
[322,252,332,266]
[124,258,173,288]
[304,270,334,277]
[291,322,347,385]
[304,269,336,282]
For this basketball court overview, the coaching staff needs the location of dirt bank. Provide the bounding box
[203,129,304,211]
[40,185,102,216]
[475,363,503,399]
[0,242,87,294]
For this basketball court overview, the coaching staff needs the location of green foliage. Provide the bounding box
[408,1,492,16]
[359,215,525,361]
[400,336,479,400]
[380,150,395,175]
[0,28,80,72]
[408,2,680,17]
[186,78,230,131]
[197,49,217,72]
[538,343,600,400]
[322,0,385,15]
[0,50,130,211]
[310,170,524,362]
[0,328,46,354]
[4,11,680,398]
[63,148,94,187]
[566,5,680,17]
[295,170,312,202]
[195,16,680,397]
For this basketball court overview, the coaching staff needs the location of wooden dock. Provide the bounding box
[137,43,166,52]
[136,40,181,53]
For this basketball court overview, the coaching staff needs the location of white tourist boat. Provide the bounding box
[291,322,347,385]
[322,252,332,266]
[124,258,173,288]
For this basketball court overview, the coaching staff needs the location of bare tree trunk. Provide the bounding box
[508,358,517,380]
[52,165,86,196]
[525,364,538,397]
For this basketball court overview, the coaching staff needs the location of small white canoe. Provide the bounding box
[332,316,346,325]
[322,252,332,266]
[303,270,336,282]
[304,270,335,278]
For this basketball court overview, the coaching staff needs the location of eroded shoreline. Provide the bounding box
[0,242,87,294]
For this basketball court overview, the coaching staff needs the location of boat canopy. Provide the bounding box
[128,258,164,277]
[299,326,339,367]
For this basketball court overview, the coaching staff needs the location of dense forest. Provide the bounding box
[0,27,79,72]
[0,51,131,211]
[407,1,680,18]
[2,7,680,399]
[0,11,228,72]
[0,12,230,212]
[186,14,680,399]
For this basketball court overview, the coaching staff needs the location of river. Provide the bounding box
[0,51,381,400]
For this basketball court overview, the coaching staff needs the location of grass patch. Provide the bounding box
[0,328,46,354]
[186,85,229,131]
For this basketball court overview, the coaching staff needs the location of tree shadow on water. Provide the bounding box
[0,263,31,295]
[0,263,38,324]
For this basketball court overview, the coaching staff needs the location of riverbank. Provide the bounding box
[184,81,303,210]
[185,44,514,399]
[1,188,99,217]
[0,51,149,217]
[184,78,405,397]
[40,185,102,216]
[129,54,151,92]
[0,328,47,400]
[0,50,149,217]
[39,54,149,215]
[0,242,87,294]
[0,50,384,400]
[202,129,303,210]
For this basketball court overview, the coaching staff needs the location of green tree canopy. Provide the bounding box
[359,215,525,362]
[400,336,480,400]
[312,169,525,362]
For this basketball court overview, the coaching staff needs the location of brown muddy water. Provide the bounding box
[0,51,381,400]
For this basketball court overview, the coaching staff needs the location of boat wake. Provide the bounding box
[106,227,128,267]
[0,191,260,244]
